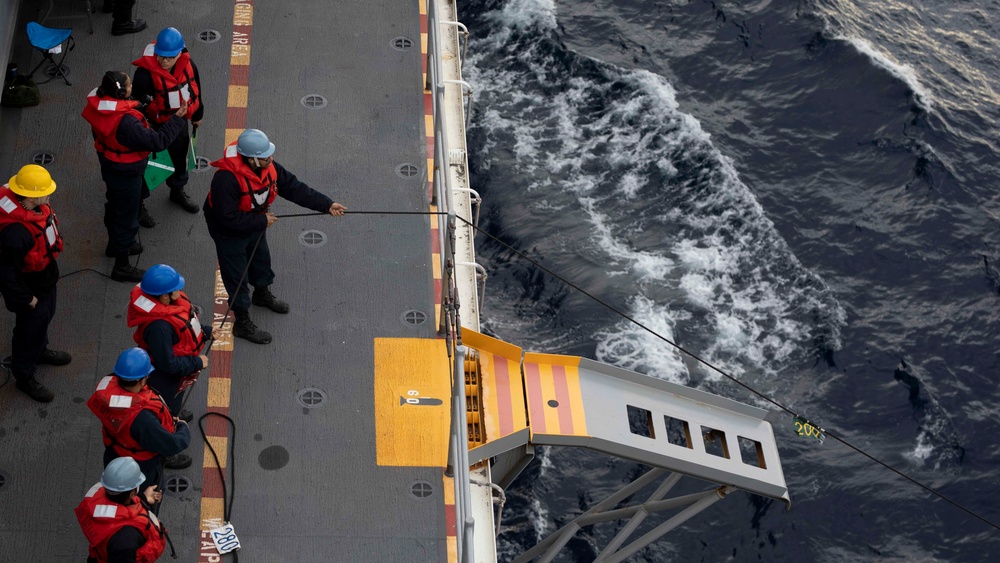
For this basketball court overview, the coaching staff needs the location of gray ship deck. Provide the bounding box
[0,1,446,560]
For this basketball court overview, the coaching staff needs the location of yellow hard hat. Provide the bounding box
[8,164,56,198]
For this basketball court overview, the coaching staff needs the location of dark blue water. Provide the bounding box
[462,0,1000,560]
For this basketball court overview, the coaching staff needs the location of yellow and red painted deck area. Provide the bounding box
[422,0,444,332]
[421,0,456,555]
[196,1,250,560]
[521,353,588,439]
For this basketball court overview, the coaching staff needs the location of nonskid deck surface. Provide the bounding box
[0,1,443,560]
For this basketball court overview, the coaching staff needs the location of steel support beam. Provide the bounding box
[513,471,735,563]
[599,487,732,563]
[511,468,667,563]
[594,473,682,561]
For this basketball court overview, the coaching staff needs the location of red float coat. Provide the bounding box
[75,483,166,563]
[132,44,201,125]
[81,91,150,164]
[127,285,207,358]
[208,143,278,212]
[87,376,175,462]
[0,185,63,272]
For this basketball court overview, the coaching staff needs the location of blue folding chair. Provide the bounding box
[26,22,75,86]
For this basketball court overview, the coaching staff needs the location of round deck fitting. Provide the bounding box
[198,29,221,43]
[298,230,327,248]
[297,387,328,408]
[409,480,434,500]
[300,95,328,110]
[395,163,419,178]
[192,156,211,172]
[31,152,54,165]
[391,37,413,51]
[400,309,427,327]
[163,475,191,495]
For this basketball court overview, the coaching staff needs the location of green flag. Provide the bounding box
[144,150,175,191]
[188,129,198,172]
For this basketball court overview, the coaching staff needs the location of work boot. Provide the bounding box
[251,286,290,314]
[232,312,272,344]
[138,202,156,228]
[164,454,192,470]
[111,19,146,36]
[178,409,194,423]
[37,348,72,366]
[169,188,200,214]
[104,241,143,257]
[111,257,145,283]
[16,377,54,403]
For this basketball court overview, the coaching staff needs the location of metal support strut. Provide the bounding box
[512,469,733,563]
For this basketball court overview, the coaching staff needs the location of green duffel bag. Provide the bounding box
[1,75,41,107]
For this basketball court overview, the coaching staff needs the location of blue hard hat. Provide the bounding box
[236,128,275,158]
[113,348,155,380]
[101,457,146,493]
[140,264,185,295]
[154,27,185,57]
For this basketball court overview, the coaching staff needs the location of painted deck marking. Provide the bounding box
[523,353,589,438]
[421,5,456,557]
[198,2,254,560]
[373,338,451,467]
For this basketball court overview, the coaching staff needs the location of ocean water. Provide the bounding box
[462,0,1000,560]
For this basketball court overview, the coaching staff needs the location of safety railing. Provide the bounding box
[426,0,478,561]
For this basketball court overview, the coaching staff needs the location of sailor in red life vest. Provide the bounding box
[81,70,188,284]
[131,27,204,218]
[0,164,70,403]
[203,128,347,344]
[87,348,193,494]
[76,456,167,563]
[127,264,210,420]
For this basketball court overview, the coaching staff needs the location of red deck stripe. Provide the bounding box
[225,106,247,129]
[209,349,232,379]
[202,413,230,437]
[228,64,249,86]
[200,6,253,558]
[492,353,514,436]
[523,362,546,433]
[444,503,456,536]
[201,466,225,498]
[551,365,574,435]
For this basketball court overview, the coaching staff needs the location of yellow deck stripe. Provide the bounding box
[203,437,228,468]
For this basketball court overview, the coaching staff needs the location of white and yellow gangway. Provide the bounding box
[461,329,790,563]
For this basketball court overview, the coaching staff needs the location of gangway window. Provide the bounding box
[664,415,692,449]
[701,426,730,459]
[627,405,655,439]
[738,435,767,469]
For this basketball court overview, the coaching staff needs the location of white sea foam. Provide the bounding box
[594,295,689,383]
[490,0,557,32]
[905,431,934,462]
[468,0,846,384]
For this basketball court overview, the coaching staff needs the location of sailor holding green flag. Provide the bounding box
[132,27,205,225]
